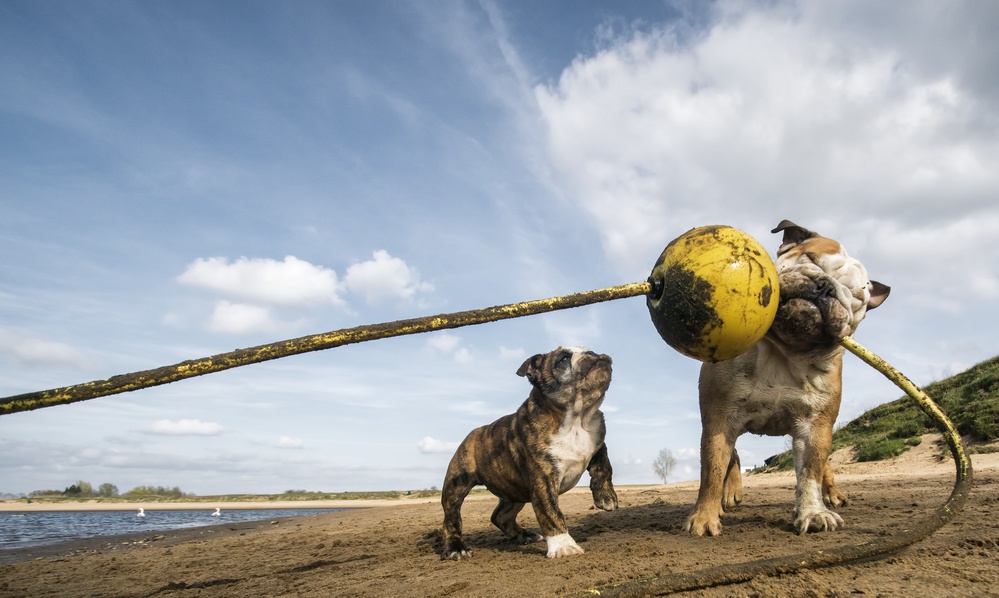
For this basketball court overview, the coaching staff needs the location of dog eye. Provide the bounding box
[556,353,571,368]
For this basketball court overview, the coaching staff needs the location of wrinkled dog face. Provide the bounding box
[517,347,612,411]
[769,221,889,351]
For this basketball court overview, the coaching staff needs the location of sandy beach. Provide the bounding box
[1,435,997,597]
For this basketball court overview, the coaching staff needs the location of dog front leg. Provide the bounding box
[587,443,618,511]
[685,426,735,536]
[792,419,843,534]
[529,470,583,558]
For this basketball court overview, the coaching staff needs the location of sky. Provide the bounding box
[2,0,997,496]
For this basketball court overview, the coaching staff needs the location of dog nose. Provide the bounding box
[814,278,837,299]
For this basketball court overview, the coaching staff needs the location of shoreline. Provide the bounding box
[0,485,669,513]
[0,496,441,512]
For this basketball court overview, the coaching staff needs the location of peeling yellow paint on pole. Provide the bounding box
[0,282,651,416]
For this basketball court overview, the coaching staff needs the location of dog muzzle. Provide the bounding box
[771,271,855,349]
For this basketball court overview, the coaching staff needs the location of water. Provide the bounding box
[0,508,345,553]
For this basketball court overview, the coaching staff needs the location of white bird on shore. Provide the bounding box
[212,508,221,517]
[136,508,145,518]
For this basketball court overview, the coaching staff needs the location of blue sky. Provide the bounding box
[2,0,997,496]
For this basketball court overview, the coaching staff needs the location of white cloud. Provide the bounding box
[618,454,642,466]
[0,328,89,369]
[541,310,602,349]
[417,436,460,454]
[177,256,342,307]
[425,332,473,364]
[498,345,526,362]
[443,399,501,418]
[865,215,999,304]
[161,312,185,329]
[342,250,434,305]
[535,2,999,291]
[144,419,224,436]
[675,447,699,460]
[274,436,304,449]
[453,347,473,365]
[426,332,462,353]
[208,301,276,334]
[177,252,433,335]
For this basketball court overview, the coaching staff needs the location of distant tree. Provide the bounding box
[62,484,82,497]
[652,448,677,484]
[97,483,119,497]
[75,480,94,496]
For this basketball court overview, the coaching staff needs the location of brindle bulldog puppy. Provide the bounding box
[440,346,618,559]
[686,220,890,536]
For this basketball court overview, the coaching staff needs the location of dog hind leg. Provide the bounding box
[721,448,743,510]
[491,499,542,543]
[440,463,477,559]
[822,460,847,507]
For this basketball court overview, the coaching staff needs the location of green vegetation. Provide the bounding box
[22,482,188,502]
[278,489,443,501]
[27,480,120,499]
[123,485,191,499]
[761,355,999,471]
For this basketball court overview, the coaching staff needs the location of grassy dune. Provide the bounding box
[762,355,999,470]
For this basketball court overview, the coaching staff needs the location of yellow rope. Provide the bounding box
[0,282,651,416]
[577,336,973,597]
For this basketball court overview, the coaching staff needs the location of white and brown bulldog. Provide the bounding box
[685,220,890,536]
[440,346,618,559]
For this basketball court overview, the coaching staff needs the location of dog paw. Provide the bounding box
[722,475,743,510]
[515,530,544,544]
[794,509,844,534]
[721,488,743,510]
[545,533,584,558]
[441,540,472,560]
[823,485,848,508]
[684,510,723,537]
[592,488,619,511]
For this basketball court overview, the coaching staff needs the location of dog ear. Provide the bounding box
[771,220,818,245]
[516,354,544,384]
[866,280,890,310]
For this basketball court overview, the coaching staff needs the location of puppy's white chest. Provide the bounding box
[549,416,600,493]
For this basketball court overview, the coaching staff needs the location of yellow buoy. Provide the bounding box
[646,225,778,362]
